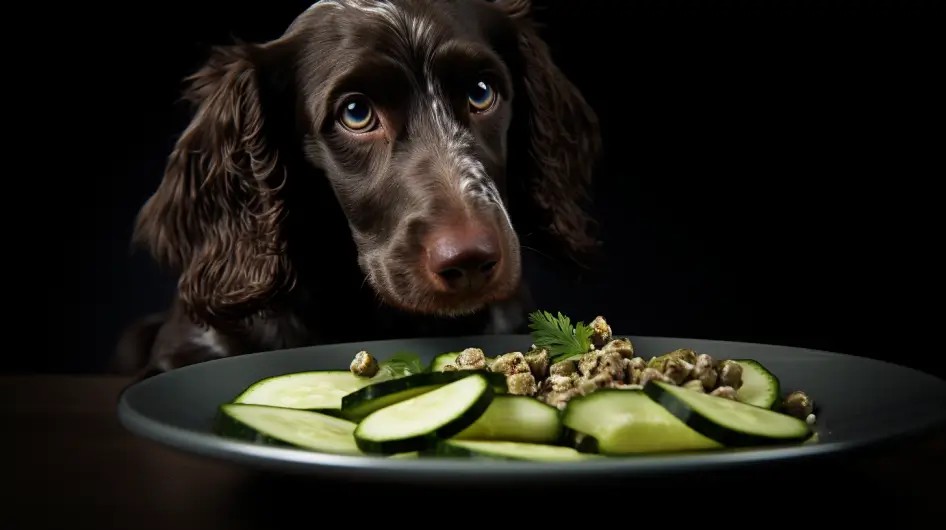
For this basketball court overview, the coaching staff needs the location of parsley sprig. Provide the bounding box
[527,310,593,362]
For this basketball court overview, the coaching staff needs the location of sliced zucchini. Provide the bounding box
[340,370,504,421]
[732,359,781,409]
[432,440,591,461]
[428,352,460,371]
[643,380,812,446]
[354,373,494,455]
[453,396,563,444]
[562,389,722,454]
[213,404,361,455]
[232,371,377,411]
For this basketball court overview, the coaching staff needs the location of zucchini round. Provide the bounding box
[354,373,495,455]
[213,404,361,455]
[432,440,591,461]
[732,359,781,409]
[562,388,721,454]
[453,395,564,444]
[340,370,506,421]
[643,380,812,446]
[232,371,376,411]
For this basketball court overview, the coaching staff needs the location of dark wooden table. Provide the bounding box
[5,375,945,529]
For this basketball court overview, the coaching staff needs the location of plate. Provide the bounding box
[117,334,946,485]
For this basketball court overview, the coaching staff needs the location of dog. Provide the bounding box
[111,0,601,377]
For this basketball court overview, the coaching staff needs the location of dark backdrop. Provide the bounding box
[44,1,940,378]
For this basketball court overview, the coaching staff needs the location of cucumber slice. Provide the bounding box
[429,352,460,371]
[341,370,505,421]
[213,404,361,455]
[354,373,494,455]
[232,371,377,411]
[732,359,781,408]
[432,440,591,461]
[644,380,812,446]
[562,389,721,454]
[453,396,563,444]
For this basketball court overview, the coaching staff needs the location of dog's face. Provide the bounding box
[133,0,600,329]
[294,0,521,316]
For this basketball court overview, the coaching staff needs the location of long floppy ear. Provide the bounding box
[133,42,295,330]
[496,0,603,263]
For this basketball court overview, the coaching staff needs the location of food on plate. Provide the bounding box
[642,381,812,447]
[232,371,375,411]
[432,440,589,461]
[231,350,426,412]
[781,390,817,424]
[349,350,379,378]
[213,311,819,461]
[453,395,563,444]
[340,370,506,422]
[214,403,362,455]
[354,373,495,454]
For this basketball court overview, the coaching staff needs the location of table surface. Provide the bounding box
[5,375,946,529]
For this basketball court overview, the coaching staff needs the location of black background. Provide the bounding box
[41,1,940,378]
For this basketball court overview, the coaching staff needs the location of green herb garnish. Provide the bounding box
[377,351,425,379]
[527,310,593,362]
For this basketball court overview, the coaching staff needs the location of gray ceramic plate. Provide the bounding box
[117,335,946,485]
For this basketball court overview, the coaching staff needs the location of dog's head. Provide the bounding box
[134,0,601,329]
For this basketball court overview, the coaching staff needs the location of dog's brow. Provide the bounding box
[428,41,512,96]
[330,56,412,98]
[433,41,502,65]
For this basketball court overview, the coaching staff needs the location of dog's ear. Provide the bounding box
[133,41,296,329]
[495,0,603,263]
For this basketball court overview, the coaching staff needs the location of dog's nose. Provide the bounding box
[425,223,501,293]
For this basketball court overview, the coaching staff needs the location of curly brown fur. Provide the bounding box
[132,43,296,332]
[113,0,601,377]
[499,0,602,259]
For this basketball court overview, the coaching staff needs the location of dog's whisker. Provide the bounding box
[521,244,559,265]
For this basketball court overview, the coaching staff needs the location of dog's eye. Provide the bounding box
[338,97,377,132]
[467,81,496,113]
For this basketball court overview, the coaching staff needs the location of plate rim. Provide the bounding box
[116,334,946,482]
